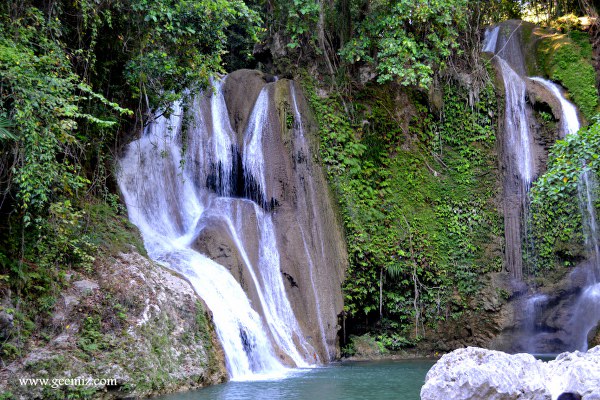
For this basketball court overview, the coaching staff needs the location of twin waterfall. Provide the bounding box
[485,22,600,352]
[118,71,345,379]
[116,25,598,368]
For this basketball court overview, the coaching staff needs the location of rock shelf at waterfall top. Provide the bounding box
[421,346,600,400]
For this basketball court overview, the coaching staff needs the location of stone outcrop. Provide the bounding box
[192,69,347,361]
[421,346,600,400]
[0,252,226,399]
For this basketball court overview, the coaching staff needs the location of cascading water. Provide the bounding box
[529,77,580,137]
[578,172,600,278]
[498,58,535,185]
[483,22,600,352]
[483,21,535,281]
[289,83,329,360]
[573,170,600,350]
[523,293,549,351]
[117,76,333,380]
[528,77,600,351]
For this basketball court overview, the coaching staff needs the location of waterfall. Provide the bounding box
[289,83,329,360]
[528,77,580,136]
[573,170,600,350]
[117,77,324,380]
[532,76,600,351]
[523,294,548,352]
[484,23,600,352]
[498,59,535,185]
[482,26,499,54]
[484,22,535,281]
[242,89,269,207]
[506,69,600,351]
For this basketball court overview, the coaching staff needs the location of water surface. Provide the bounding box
[159,359,435,400]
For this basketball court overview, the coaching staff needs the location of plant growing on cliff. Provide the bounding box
[537,32,598,120]
[304,71,500,347]
[530,119,600,269]
[124,0,260,110]
[339,0,467,88]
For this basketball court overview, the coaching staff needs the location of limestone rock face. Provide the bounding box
[189,69,347,361]
[0,252,227,399]
[421,346,600,400]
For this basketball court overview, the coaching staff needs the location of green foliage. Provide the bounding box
[0,6,137,324]
[0,113,14,140]
[285,0,319,50]
[492,0,523,20]
[40,201,97,272]
[124,0,260,109]
[305,72,501,344]
[339,0,467,88]
[530,120,600,269]
[537,32,598,120]
[375,328,416,351]
[0,12,125,220]
[0,0,256,362]
[78,316,107,353]
[344,334,386,356]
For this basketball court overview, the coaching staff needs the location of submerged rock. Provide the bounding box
[421,346,600,400]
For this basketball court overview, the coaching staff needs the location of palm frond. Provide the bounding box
[0,113,16,141]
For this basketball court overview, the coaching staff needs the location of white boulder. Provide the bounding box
[421,346,600,400]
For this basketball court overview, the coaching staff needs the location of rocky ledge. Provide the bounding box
[421,346,600,400]
[0,252,227,399]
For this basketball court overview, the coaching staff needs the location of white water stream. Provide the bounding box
[118,78,318,379]
[485,23,600,351]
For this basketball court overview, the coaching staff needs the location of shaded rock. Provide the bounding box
[0,309,14,340]
[421,346,600,400]
[222,69,268,139]
[72,280,99,294]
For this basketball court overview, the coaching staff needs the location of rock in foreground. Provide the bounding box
[421,346,600,400]
[0,252,227,399]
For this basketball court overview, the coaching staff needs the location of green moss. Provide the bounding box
[530,121,600,273]
[537,32,598,120]
[24,355,66,373]
[304,72,502,345]
[82,201,146,257]
[568,30,593,59]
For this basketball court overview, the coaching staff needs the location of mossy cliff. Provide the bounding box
[0,246,226,399]
[296,17,600,356]
[536,29,598,120]
[299,64,508,354]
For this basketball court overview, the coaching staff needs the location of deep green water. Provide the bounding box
[159,359,435,400]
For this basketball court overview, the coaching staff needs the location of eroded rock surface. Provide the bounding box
[0,252,226,399]
[421,346,600,400]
